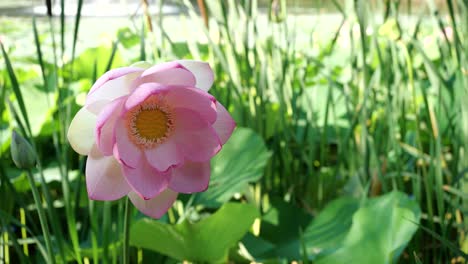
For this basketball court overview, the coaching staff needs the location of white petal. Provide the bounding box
[128,189,178,219]
[178,60,214,91]
[86,145,131,200]
[68,107,98,155]
[86,72,142,105]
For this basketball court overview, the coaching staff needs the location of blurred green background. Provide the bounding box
[0,0,466,263]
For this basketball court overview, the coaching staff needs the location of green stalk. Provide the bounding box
[0,217,30,264]
[102,202,112,264]
[60,0,65,56]
[88,200,99,263]
[123,197,132,264]
[71,0,84,65]
[355,0,371,183]
[25,171,55,264]
[2,40,66,263]
[33,15,70,264]
[401,43,435,231]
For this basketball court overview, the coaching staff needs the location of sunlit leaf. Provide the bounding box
[254,197,313,260]
[20,84,54,136]
[130,203,258,262]
[195,128,271,207]
[304,191,421,263]
[71,45,125,80]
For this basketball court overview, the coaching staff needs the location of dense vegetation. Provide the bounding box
[0,0,466,263]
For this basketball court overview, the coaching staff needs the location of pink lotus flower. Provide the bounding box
[67,61,236,218]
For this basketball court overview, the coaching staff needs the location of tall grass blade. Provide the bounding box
[71,0,84,66]
[1,43,32,136]
[416,222,468,259]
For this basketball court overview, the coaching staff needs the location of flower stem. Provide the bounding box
[123,197,132,264]
[25,170,55,263]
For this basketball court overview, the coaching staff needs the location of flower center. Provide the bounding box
[126,96,173,148]
[135,109,168,139]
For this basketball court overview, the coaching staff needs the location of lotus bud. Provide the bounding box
[11,130,36,169]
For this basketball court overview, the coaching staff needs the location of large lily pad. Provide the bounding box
[195,127,271,207]
[304,191,421,263]
[130,203,259,263]
[256,197,313,260]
